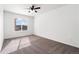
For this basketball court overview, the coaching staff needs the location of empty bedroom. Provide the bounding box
[0,4,79,54]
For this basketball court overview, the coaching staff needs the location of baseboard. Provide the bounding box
[4,33,79,49]
[34,34,79,49]
[4,34,34,40]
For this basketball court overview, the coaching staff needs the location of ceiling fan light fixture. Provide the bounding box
[27,5,40,13]
[35,10,37,13]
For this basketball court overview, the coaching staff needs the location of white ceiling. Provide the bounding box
[3,4,66,16]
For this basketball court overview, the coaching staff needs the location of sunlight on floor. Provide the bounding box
[1,37,31,54]
[19,37,31,49]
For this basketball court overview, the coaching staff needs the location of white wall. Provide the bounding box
[4,11,34,39]
[34,5,79,48]
[0,5,4,51]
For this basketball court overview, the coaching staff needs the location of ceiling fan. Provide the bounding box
[27,5,40,13]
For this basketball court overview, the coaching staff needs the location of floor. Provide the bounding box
[1,35,79,54]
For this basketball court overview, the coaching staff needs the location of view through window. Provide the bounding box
[15,18,27,31]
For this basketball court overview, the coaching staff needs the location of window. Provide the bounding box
[15,18,27,31]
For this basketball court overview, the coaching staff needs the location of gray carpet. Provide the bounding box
[1,35,79,54]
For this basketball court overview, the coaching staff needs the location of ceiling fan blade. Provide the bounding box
[34,7,40,9]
